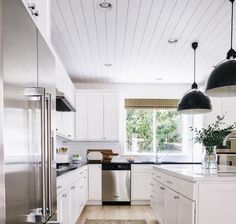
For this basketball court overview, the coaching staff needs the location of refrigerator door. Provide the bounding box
[3,0,56,223]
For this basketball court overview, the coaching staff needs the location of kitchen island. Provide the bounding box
[151,164,236,224]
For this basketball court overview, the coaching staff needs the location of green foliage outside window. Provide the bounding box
[126,109,182,153]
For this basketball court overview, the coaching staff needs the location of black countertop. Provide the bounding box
[56,161,201,177]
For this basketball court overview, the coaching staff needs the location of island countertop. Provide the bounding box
[153,164,236,182]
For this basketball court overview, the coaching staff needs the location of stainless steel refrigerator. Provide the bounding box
[0,0,58,223]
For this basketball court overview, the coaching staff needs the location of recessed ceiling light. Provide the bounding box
[156,77,163,81]
[104,63,112,67]
[168,38,178,44]
[98,1,112,11]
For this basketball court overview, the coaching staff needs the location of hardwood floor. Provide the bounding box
[76,205,158,224]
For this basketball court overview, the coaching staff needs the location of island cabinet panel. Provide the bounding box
[197,183,236,224]
[152,165,236,224]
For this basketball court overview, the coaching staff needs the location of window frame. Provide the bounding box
[123,108,194,156]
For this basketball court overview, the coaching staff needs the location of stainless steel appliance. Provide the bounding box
[0,0,58,223]
[102,163,131,205]
[217,153,236,166]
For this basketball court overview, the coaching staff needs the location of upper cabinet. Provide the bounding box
[76,90,120,141]
[22,0,51,40]
[56,60,75,139]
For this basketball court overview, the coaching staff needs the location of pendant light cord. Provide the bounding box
[191,42,198,89]
[231,0,234,49]
[227,0,236,59]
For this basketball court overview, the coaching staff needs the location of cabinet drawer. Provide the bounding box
[164,174,179,192]
[178,179,195,200]
[132,164,152,172]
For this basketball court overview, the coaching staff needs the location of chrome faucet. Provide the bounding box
[223,130,236,146]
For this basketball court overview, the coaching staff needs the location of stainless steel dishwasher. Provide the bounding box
[102,163,131,205]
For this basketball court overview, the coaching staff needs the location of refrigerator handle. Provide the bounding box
[24,87,47,218]
[46,93,53,216]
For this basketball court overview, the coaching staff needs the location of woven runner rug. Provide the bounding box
[84,220,147,224]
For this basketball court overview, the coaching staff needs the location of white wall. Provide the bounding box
[203,97,236,127]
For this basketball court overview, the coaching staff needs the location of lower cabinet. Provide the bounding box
[57,189,70,224]
[151,169,195,224]
[131,165,152,204]
[57,166,88,224]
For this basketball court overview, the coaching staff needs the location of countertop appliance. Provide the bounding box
[0,0,58,223]
[102,163,131,205]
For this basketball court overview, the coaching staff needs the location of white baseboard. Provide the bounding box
[86,200,102,205]
[131,200,151,205]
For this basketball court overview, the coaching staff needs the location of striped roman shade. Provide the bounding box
[125,98,179,109]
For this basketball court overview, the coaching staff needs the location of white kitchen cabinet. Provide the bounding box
[178,195,195,224]
[88,164,102,203]
[103,93,119,140]
[164,188,178,224]
[76,90,120,141]
[57,166,88,224]
[156,182,165,223]
[76,93,88,140]
[87,93,103,140]
[56,60,75,139]
[22,0,50,40]
[131,165,151,204]
[57,189,70,224]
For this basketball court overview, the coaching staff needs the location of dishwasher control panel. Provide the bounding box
[102,163,131,170]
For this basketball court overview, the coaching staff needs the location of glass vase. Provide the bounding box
[202,146,217,169]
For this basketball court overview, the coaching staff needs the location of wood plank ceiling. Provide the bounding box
[51,0,235,84]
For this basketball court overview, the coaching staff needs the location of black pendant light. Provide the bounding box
[205,0,236,97]
[178,42,212,114]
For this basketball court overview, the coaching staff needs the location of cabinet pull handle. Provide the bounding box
[62,194,67,197]
[71,186,75,190]
[167,180,172,184]
[156,175,161,179]
[150,183,154,186]
[174,196,179,199]
[84,176,86,179]
[28,3,35,10]
[31,10,39,17]
[57,186,62,189]
[160,186,165,190]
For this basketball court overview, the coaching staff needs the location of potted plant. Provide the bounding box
[191,114,236,169]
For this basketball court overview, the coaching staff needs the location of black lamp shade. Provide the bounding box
[205,60,236,97]
[178,89,212,114]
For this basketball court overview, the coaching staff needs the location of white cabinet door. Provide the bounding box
[178,195,195,224]
[57,190,71,224]
[165,188,178,224]
[76,93,88,140]
[156,182,165,224]
[88,164,102,201]
[69,184,77,224]
[131,173,151,200]
[87,93,103,140]
[61,112,75,139]
[103,94,119,140]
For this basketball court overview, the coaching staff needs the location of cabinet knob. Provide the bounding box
[28,3,35,10]
[62,194,67,197]
[150,183,154,186]
[174,196,180,199]
[167,180,172,184]
[68,135,71,137]
[71,186,75,190]
[31,10,39,16]
[160,186,165,190]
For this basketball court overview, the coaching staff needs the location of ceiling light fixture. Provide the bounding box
[178,42,212,114]
[98,1,112,11]
[104,63,112,67]
[205,0,236,97]
[168,39,178,44]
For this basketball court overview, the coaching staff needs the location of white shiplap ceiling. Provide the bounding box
[51,0,235,84]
